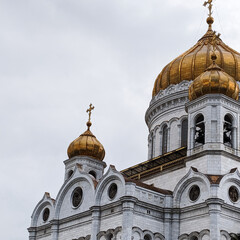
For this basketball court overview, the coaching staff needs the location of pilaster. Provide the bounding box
[121,196,137,240]
[206,198,224,240]
[90,206,101,240]
[50,219,59,240]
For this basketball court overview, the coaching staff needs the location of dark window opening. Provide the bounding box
[89,170,96,178]
[195,115,205,146]
[107,233,113,240]
[224,115,233,147]
[181,119,188,147]
[162,125,168,154]
[144,235,151,240]
[190,237,198,240]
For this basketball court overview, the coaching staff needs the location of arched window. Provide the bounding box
[144,234,151,240]
[151,134,155,158]
[89,170,96,178]
[190,237,198,240]
[223,115,233,147]
[162,125,168,154]
[181,119,188,147]
[107,233,113,240]
[195,114,205,146]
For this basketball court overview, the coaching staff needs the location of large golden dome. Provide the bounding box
[189,54,239,101]
[152,18,240,97]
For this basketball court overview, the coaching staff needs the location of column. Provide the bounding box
[206,198,223,240]
[91,206,101,240]
[171,210,180,240]
[121,196,137,240]
[50,219,59,240]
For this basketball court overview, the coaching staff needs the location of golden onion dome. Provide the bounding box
[67,105,105,161]
[152,17,240,97]
[189,53,239,101]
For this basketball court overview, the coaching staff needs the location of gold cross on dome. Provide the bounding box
[203,0,213,17]
[86,103,95,122]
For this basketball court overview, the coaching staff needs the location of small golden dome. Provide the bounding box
[152,19,240,97]
[67,104,105,161]
[189,55,239,101]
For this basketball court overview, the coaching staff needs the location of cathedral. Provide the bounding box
[28,2,240,240]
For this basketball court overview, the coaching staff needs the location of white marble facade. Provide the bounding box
[29,80,240,240]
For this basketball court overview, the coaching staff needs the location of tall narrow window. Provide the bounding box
[162,125,168,154]
[151,135,154,159]
[181,119,188,147]
[223,115,233,147]
[195,115,205,146]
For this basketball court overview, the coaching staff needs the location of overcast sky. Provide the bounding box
[1,0,240,239]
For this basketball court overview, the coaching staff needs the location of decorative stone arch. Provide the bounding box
[189,231,199,239]
[105,229,114,240]
[169,117,179,125]
[143,230,154,240]
[30,192,55,227]
[173,168,210,208]
[132,227,144,240]
[178,234,189,240]
[97,231,106,240]
[220,230,231,240]
[219,169,240,202]
[154,232,165,240]
[95,165,125,206]
[97,227,122,240]
[199,229,210,239]
[54,166,96,219]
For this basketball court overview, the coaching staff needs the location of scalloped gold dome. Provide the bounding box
[67,121,105,161]
[189,56,239,101]
[152,22,240,97]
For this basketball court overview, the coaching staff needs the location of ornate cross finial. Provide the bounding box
[86,103,95,122]
[203,0,213,18]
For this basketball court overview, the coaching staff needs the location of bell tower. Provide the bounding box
[186,38,240,174]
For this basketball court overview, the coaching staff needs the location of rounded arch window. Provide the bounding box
[190,237,198,240]
[144,234,152,240]
[229,186,239,203]
[68,170,73,179]
[189,185,200,202]
[224,114,233,147]
[71,187,83,208]
[195,114,205,146]
[42,208,50,222]
[181,118,188,147]
[89,170,96,178]
[107,233,113,240]
[162,125,168,154]
[108,183,118,200]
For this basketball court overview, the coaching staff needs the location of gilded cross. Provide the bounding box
[86,104,94,122]
[203,0,213,17]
